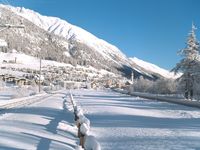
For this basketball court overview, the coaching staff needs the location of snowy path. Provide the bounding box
[71,89,200,150]
[0,92,78,150]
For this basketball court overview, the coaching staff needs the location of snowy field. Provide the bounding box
[0,91,79,150]
[0,89,200,150]
[71,89,200,150]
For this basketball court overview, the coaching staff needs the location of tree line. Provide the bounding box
[131,23,200,100]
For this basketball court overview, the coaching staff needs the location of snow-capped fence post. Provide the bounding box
[69,92,101,150]
[80,132,85,148]
[68,92,83,139]
[79,123,90,148]
[84,135,101,150]
[69,93,80,124]
[77,122,81,138]
[69,93,76,110]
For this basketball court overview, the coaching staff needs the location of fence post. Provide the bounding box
[80,132,85,148]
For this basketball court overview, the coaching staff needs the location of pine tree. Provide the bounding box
[172,23,200,99]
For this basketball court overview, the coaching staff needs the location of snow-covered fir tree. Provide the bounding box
[172,23,200,99]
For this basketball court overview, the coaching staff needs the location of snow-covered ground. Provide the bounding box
[0,52,115,78]
[1,89,200,150]
[0,84,40,105]
[71,89,200,150]
[0,91,79,150]
[0,52,73,70]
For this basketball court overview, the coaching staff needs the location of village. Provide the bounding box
[0,64,131,90]
[0,38,131,91]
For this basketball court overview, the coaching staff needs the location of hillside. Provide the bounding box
[129,57,181,79]
[0,4,177,80]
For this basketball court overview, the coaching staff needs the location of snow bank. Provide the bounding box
[84,135,101,150]
[76,107,84,117]
[75,146,84,150]
[78,115,90,127]
[129,92,200,108]
[114,88,200,109]
[80,123,90,136]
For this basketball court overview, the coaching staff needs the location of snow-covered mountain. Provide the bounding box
[2,4,128,66]
[129,57,181,79]
[0,4,178,80]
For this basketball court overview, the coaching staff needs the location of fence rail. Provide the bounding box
[68,92,101,150]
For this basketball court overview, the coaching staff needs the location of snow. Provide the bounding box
[0,90,14,101]
[84,135,101,150]
[0,4,178,79]
[76,108,83,118]
[34,74,45,82]
[0,89,200,149]
[0,86,40,105]
[0,39,7,47]
[78,115,90,127]
[64,51,71,57]
[71,89,200,150]
[126,91,200,109]
[80,123,90,135]
[0,52,73,70]
[0,52,115,78]
[1,4,128,65]
[99,69,115,76]
[75,146,84,150]
[0,91,79,149]
[69,92,101,149]
[129,57,181,79]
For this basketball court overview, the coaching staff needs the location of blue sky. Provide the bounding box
[2,0,200,70]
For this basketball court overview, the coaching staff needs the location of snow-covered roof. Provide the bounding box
[0,39,7,47]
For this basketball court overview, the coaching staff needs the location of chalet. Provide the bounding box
[115,82,122,88]
[4,76,16,83]
[105,79,113,88]
[15,78,28,86]
[0,74,5,81]
[125,81,132,86]
[1,74,32,86]
[91,81,97,89]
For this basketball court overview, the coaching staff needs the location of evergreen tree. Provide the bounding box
[172,23,200,99]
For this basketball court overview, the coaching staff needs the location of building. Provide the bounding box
[0,39,8,52]
[15,78,29,86]
[0,74,5,81]
[2,75,31,86]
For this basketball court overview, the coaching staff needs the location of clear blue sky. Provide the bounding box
[2,0,200,70]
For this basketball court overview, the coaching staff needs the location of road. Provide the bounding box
[0,91,78,150]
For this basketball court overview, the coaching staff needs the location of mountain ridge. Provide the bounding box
[2,4,128,65]
[0,4,177,80]
[129,57,180,79]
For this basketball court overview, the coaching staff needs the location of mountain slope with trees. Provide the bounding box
[0,4,178,80]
